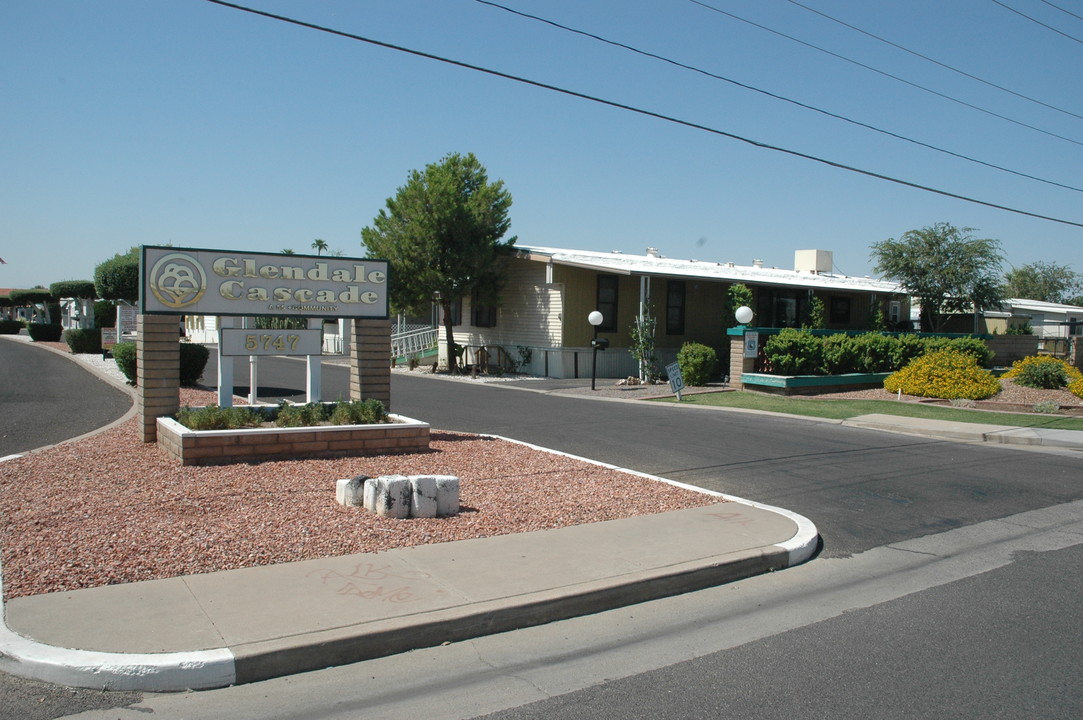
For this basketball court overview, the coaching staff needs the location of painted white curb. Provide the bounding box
[0,621,235,691]
[482,433,820,568]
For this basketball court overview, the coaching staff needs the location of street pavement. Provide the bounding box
[1,339,1080,693]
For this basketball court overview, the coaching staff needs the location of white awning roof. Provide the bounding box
[515,245,902,294]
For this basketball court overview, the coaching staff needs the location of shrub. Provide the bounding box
[274,401,327,428]
[1002,355,1082,389]
[176,405,263,430]
[112,342,137,384]
[883,350,1000,400]
[852,333,894,373]
[27,323,63,341]
[890,334,927,371]
[677,342,717,386]
[944,336,993,367]
[1069,377,1083,400]
[1032,400,1061,414]
[330,398,389,425]
[63,328,102,354]
[179,342,210,386]
[821,334,859,374]
[762,329,822,375]
[0,319,22,335]
[1016,361,1070,390]
[93,300,117,329]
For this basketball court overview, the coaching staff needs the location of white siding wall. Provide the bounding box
[439,257,565,368]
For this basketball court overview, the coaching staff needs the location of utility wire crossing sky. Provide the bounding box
[2,0,1080,287]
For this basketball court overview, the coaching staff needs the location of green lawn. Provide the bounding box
[653,391,1083,430]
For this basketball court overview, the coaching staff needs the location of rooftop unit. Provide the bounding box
[794,249,833,274]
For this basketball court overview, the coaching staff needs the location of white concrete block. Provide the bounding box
[434,475,460,517]
[335,477,365,507]
[410,475,439,518]
[363,477,379,513]
[375,475,411,519]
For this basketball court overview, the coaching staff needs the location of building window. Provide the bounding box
[889,301,902,324]
[442,298,462,326]
[472,289,496,328]
[666,281,686,335]
[830,297,851,324]
[596,275,618,332]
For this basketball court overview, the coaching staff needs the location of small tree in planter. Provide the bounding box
[629,311,660,382]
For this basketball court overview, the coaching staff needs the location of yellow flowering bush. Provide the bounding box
[1069,377,1083,400]
[1001,355,1082,384]
[884,350,1000,400]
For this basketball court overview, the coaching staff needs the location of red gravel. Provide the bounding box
[0,389,720,600]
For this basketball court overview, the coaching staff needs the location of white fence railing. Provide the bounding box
[392,326,439,358]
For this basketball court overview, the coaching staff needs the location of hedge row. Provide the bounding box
[761,329,992,376]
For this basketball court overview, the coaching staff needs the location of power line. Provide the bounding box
[685,0,1083,147]
[1040,0,1083,24]
[990,0,1083,44]
[476,0,1083,193]
[785,0,1083,121]
[200,0,1083,230]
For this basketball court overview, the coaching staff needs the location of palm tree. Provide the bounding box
[311,239,328,256]
[281,248,295,255]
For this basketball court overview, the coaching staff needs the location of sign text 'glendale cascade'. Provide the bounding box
[140,246,389,319]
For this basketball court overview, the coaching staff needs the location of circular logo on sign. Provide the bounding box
[149,253,206,309]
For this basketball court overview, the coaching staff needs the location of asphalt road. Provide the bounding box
[0,338,132,457]
[3,350,1081,718]
[234,356,1083,559]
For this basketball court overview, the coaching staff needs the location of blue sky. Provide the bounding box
[3,0,1081,289]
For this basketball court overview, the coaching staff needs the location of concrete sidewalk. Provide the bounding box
[842,413,1083,450]
[1,498,817,692]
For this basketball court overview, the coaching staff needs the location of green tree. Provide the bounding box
[629,310,659,382]
[281,248,296,255]
[870,223,1003,332]
[803,295,825,329]
[361,152,516,373]
[723,283,754,328]
[9,288,56,323]
[50,280,97,329]
[311,239,328,256]
[94,247,140,302]
[1004,261,1082,304]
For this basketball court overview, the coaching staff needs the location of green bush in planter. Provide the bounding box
[890,334,927,371]
[762,328,823,375]
[677,342,717,386]
[0,319,22,335]
[63,328,102,354]
[852,332,894,373]
[944,336,993,367]
[822,334,859,374]
[27,323,63,342]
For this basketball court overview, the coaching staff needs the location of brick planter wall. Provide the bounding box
[156,414,430,466]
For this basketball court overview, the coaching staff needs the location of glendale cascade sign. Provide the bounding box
[140,246,389,319]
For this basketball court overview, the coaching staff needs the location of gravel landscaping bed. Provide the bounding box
[0,387,720,601]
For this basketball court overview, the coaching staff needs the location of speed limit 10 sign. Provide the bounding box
[218,328,323,356]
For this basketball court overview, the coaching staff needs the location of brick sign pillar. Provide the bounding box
[350,318,392,411]
[137,314,180,442]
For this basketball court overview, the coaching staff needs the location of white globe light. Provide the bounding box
[588,311,604,326]
[735,306,754,324]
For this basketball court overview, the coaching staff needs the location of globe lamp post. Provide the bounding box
[588,311,604,391]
